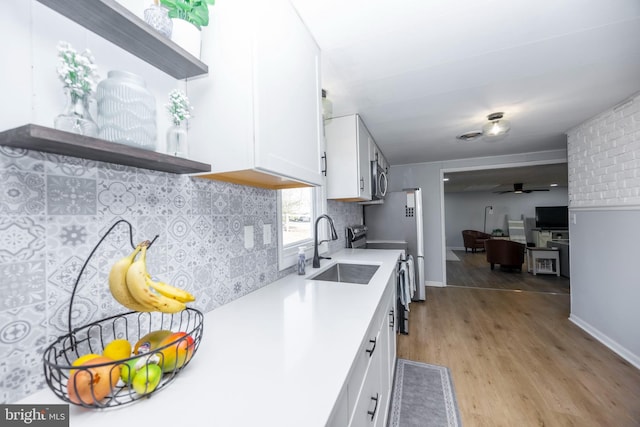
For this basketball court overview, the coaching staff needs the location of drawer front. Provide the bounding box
[346,269,397,425]
[350,345,383,427]
[347,320,379,414]
[347,295,388,413]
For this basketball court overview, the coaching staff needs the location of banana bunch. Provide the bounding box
[109,241,195,313]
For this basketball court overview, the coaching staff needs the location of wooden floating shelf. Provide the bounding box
[0,124,211,175]
[35,0,208,79]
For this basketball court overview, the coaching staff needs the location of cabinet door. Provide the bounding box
[325,115,361,200]
[357,117,372,199]
[378,293,396,426]
[252,0,323,186]
[188,0,256,171]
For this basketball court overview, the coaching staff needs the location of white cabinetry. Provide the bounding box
[379,293,397,423]
[189,0,323,189]
[325,114,373,201]
[369,141,385,167]
[328,271,397,427]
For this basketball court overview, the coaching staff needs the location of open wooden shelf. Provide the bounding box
[36,0,208,79]
[0,124,211,175]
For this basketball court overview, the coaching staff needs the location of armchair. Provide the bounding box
[484,239,526,271]
[462,230,492,253]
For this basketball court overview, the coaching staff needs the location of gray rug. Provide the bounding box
[388,359,462,427]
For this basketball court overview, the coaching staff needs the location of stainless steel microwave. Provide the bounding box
[370,161,388,200]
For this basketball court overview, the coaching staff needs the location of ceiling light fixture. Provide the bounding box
[482,112,511,137]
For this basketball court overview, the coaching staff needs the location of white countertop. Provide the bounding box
[20,249,402,427]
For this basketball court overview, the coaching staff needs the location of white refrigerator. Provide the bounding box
[363,188,426,301]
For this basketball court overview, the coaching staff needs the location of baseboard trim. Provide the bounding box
[569,313,640,369]
[426,281,445,288]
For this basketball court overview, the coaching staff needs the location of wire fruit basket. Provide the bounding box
[42,220,204,409]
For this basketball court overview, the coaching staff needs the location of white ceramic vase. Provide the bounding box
[96,70,157,150]
[171,19,201,59]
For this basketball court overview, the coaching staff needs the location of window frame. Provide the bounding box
[277,185,328,271]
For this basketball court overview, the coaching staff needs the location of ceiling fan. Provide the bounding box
[494,183,549,194]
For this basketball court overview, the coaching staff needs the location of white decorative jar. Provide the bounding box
[170,19,201,59]
[96,71,157,150]
[144,3,172,38]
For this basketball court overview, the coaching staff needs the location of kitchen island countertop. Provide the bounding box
[19,248,402,427]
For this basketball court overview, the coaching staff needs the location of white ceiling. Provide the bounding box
[291,0,640,169]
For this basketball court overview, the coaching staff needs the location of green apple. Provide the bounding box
[132,363,163,395]
[119,358,140,385]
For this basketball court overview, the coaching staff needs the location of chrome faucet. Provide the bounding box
[312,214,339,268]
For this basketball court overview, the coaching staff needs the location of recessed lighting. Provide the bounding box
[456,131,483,142]
[550,183,558,187]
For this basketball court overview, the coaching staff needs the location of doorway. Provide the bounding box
[441,162,570,294]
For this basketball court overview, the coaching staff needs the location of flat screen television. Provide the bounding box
[535,206,568,230]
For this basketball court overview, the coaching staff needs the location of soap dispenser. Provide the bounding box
[297,247,306,275]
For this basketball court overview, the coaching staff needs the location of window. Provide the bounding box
[281,188,314,246]
[277,186,327,270]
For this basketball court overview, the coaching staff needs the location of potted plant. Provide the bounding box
[160,0,215,58]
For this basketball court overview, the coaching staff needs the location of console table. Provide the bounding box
[526,247,560,276]
[546,241,570,278]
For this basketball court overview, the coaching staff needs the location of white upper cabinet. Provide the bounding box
[189,0,323,189]
[325,114,372,201]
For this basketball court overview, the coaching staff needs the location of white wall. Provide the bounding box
[567,92,640,368]
[389,149,568,286]
[444,189,569,248]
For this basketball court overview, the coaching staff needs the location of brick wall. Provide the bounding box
[567,92,640,207]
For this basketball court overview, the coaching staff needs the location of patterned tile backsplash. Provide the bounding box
[0,146,362,403]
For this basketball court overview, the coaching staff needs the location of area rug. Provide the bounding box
[446,249,460,262]
[388,359,462,427]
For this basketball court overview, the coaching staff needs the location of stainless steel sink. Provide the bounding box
[308,263,379,284]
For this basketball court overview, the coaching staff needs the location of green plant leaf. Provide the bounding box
[159,0,212,28]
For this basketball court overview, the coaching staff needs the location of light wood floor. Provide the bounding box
[447,250,570,294]
[397,287,640,426]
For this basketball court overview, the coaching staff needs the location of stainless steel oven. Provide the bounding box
[346,225,368,248]
[345,225,412,334]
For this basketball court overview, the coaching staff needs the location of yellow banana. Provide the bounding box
[109,244,154,312]
[146,277,195,303]
[125,246,187,314]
